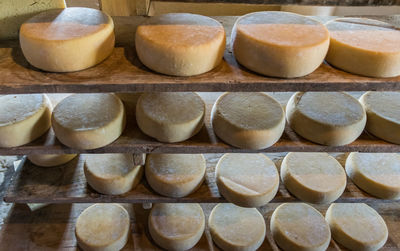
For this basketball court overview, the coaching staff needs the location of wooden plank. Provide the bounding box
[100,0,137,16]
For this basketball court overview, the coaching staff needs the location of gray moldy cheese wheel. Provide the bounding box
[20,7,115,72]
[326,18,400,78]
[135,13,226,76]
[231,11,329,78]
[286,92,366,146]
[28,154,77,167]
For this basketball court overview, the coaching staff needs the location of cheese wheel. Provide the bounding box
[231,11,329,78]
[208,203,266,251]
[135,13,225,76]
[359,92,400,144]
[326,18,400,78]
[84,154,144,195]
[216,153,279,207]
[20,7,115,72]
[136,92,205,143]
[149,203,205,251]
[271,203,331,251]
[286,92,366,146]
[326,203,388,251]
[281,152,346,204]
[145,154,206,197]
[28,154,77,167]
[115,93,142,117]
[211,92,285,149]
[346,152,400,199]
[0,94,51,147]
[52,93,126,150]
[75,203,130,251]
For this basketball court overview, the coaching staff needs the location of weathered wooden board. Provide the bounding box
[153,0,400,5]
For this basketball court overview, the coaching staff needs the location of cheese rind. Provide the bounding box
[211,92,285,149]
[208,203,266,251]
[20,7,115,72]
[145,154,206,197]
[28,154,77,167]
[286,92,366,146]
[216,153,279,207]
[52,93,126,150]
[281,152,346,204]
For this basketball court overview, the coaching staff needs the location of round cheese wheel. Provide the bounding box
[115,93,142,117]
[359,92,400,144]
[28,154,77,167]
[271,203,331,251]
[216,153,279,207]
[286,92,366,146]
[20,7,115,72]
[136,92,205,143]
[52,93,126,150]
[145,154,206,198]
[211,92,285,149]
[231,11,329,78]
[84,154,144,195]
[326,203,388,251]
[149,203,205,251]
[208,203,266,251]
[0,94,51,147]
[326,18,400,78]
[135,13,225,76]
[281,152,346,204]
[346,152,400,199]
[75,203,130,251]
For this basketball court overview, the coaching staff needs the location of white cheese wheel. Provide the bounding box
[271,203,331,251]
[145,154,206,198]
[231,11,329,78]
[216,153,279,207]
[326,18,400,78]
[115,93,142,117]
[281,152,346,204]
[0,94,51,147]
[326,203,388,251]
[208,203,266,251]
[149,203,205,251]
[211,92,285,149]
[75,203,130,251]
[20,7,115,72]
[28,154,77,167]
[84,154,144,195]
[135,13,225,76]
[52,93,126,150]
[136,92,205,143]
[359,92,400,144]
[346,152,400,199]
[286,92,366,146]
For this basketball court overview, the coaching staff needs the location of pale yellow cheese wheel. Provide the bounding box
[326,203,388,251]
[281,152,347,204]
[211,92,285,149]
[145,154,206,197]
[286,92,366,146]
[360,92,400,144]
[28,154,77,167]
[20,7,115,72]
[149,203,205,251]
[208,203,266,251]
[0,94,51,147]
[75,203,130,251]
[346,152,400,199]
[231,11,329,78]
[135,13,225,76]
[216,153,279,207]
[326,18,400,78]
[52,93,126,150]
[136,92,205,143]
[84,154,143,195]
[271,203,331,251]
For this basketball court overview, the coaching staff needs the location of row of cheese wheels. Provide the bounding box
[27,152,400,207]
[19,8,400,78]
[75,202,389,251]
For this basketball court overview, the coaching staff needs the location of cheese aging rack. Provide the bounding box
[0,0,399,250]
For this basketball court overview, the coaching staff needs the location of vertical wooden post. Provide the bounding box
[100,0,137,16]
